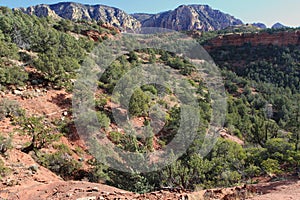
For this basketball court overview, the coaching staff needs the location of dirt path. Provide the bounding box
[248,179,300,200]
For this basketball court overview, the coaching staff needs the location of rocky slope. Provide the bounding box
[14,2,141,31]
[203,30,300,51]
[133,5,243,31]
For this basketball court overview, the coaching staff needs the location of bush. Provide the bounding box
[0,66,28,86]
[0,98,23,120]
[15,116,61,153]
[0,135,12,154]
[97,111,110,129]
[0,158,10,179]
[265,138,294,162]
[220,170,242,187]
[107,170,154,193]
[37,151,81,180]
[141,84,157,95]
[261,158,282,176]
[85,159,109,183]
[95,96,108,110]
[129,88,150,117]
[109,131,122,144]
[245,164,261,178]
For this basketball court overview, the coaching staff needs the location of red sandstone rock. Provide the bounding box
[204,31,300,51]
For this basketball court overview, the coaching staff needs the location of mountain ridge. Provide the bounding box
[13,2,141,31]
[14,2,245,32]
[12,2,295,33]
[132,4,243,31]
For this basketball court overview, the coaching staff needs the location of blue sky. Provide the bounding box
[1,0,299,28]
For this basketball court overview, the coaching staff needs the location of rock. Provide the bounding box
[0,143,8,154]
[26,171,33,176]
[13,90,23,95]
[17,86,26,91]
[31,79,39,85]
[28,165,38,173]
[13,170,19,175]
[86,187,99,192]
[4,178,19,186]
[66,193,72,197]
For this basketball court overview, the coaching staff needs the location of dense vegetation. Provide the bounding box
[0,7,99,88]
[0,6,299,193]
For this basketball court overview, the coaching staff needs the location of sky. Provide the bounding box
[1,0,299,28]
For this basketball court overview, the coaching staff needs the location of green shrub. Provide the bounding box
[261,158,282,175]
[245,164,261,178]
[129,88,150,117]
[0,158,10,179]
[0,135,12,154]
[15,116,61,153]
[37,151,81,180]
[0,98,24,120]
[107,170,154,193]
[141,84,157,95]
[97,111,110,129]
[86,159,109,183]
[220,170,242,187]
[265,138,294,162]
[53,143,72,154]
[74,146,85,156]
[109,131,122,144]
[0,66,28,86]
[95,96,108,110]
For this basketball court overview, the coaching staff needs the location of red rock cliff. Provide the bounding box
[204,30,300,51]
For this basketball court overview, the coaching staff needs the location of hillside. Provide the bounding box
[0,4,300,200]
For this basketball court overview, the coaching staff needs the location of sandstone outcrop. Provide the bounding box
[204,30,300,51]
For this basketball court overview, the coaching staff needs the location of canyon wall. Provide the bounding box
[204,30,300,51]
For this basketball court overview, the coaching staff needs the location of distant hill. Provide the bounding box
[14,2,141,31]
[132,5,243,31]
[252,22,267,29]
[272,22,287,29]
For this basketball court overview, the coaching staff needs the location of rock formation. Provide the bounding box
[204,30,300,51]
[14,2,141,31]
[133,5,243,31]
